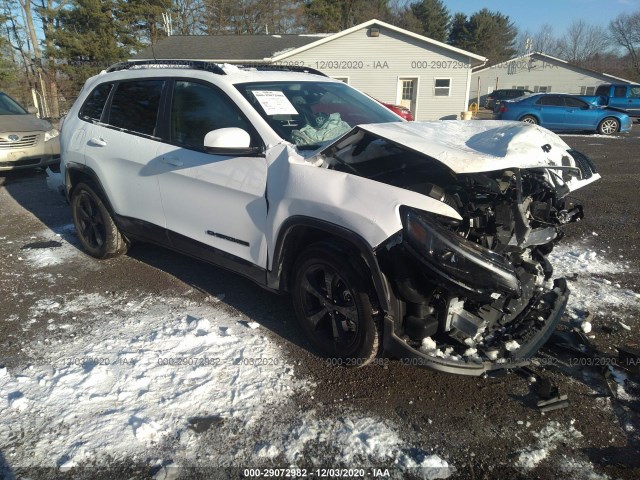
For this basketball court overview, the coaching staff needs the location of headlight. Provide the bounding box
[44,128,59,142]
[402,208,521,297]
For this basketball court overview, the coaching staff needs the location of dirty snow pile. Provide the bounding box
[1,291,452,479]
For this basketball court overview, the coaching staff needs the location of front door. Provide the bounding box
[398,78,417,118]
[156,80,268,267]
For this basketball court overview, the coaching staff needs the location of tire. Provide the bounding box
[71,182,128,259]
[291,243,380,366]
[520,115,538,125]
[598,117,620,135]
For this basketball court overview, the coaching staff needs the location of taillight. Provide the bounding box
[499,105,508,113]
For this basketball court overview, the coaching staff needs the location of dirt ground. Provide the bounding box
[1,124,639,479]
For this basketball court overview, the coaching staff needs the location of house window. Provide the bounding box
[402,80,415,100]
[332,77,349,84]
[580,86,596,95]
[512,85,529,90]
[534,86,551,93]
[434,78,451,96]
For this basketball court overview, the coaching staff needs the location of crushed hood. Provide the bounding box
[319,120,578,175]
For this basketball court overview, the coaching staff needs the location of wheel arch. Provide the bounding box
[268,216,392,313]
[65,163,116,215]
[519,113,539,123]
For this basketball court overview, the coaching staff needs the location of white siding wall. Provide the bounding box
[279,26,474,120]
[471,54,622,105]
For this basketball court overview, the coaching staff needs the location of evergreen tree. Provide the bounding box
[410,0,449,42]
[447,9,517,63]
[305,0,391,32]
[447,12,469,48]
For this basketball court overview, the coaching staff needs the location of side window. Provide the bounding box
[79,83,113,122]
[170,81,253,149]
[536,96,564,106]
[630,86,640,98]
[613,86,627,98]
[108,80,164,136]
[564,97,587,108]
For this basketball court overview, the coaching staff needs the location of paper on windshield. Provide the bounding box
[252,91,299,115]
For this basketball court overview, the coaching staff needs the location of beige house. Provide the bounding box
[133,19,487,120]
[471,52,633,106]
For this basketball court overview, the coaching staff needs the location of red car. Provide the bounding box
[379,101,414,121]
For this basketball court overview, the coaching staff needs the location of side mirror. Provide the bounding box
[27,106,39,115]
[203,128,261,155]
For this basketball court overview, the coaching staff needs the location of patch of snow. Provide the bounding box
[550,242,640,320]
[0,292,308,469]
[517,421,583,470]
[581,321,592,334]
[559,134,622,139]
[279,413,453,479]
[505,340,520,351]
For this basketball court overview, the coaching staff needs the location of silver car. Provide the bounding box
[0,92,60,171]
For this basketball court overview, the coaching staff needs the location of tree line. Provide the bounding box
[1,0,639,118]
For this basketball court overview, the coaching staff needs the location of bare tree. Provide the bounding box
[610,11,640,76]
[556,19,610,64]
[516,24,559,56]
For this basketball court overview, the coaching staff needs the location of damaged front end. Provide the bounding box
[377,162,598,375]
[318,122,600,375]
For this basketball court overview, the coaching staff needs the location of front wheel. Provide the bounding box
[71,183,128,259]
[520,115,538,125]
[598,117,620,135]
[291,244,380,366]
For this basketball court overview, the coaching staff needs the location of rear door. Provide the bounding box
[84,79,167,230]
[155,79,269,267]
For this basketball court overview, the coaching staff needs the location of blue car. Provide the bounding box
[494,93,632,135]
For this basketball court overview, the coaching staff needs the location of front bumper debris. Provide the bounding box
[383,279,569,376]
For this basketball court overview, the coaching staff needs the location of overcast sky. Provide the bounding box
[440,0,638,35]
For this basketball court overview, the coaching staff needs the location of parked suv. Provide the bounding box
[485,88,533,110]
[61,61,600,375]
[595,83,640,118]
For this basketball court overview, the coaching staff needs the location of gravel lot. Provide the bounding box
[1,125,639,479]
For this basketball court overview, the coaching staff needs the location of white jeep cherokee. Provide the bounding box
[60,61,600,375]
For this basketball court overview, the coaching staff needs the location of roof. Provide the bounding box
[472,52,634,84]
[132,19,487,66]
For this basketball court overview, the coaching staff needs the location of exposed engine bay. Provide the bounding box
[319,126,600,374]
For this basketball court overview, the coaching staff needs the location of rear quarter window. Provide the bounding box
[79,83,113,122]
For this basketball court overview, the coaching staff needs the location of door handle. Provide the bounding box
[163,156,183,167]
[89,137,107,147]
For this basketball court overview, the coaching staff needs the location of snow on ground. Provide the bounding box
[550,241,640,322]
[1,292,306,469]
[16,223,99,271]
[516,421,583,470]
[1,290,452,478]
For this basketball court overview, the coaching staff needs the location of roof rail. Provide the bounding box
[235,64,328,77]
[104,60,327,77]
[105,60,226,74]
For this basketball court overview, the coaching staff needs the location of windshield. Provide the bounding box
[235,81,401,150]
[0,93,28,115]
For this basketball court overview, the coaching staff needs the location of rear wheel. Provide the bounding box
[598,117,620,135]
[71,183,128,259]
[292,244,380,366]
[520,115,538,125]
